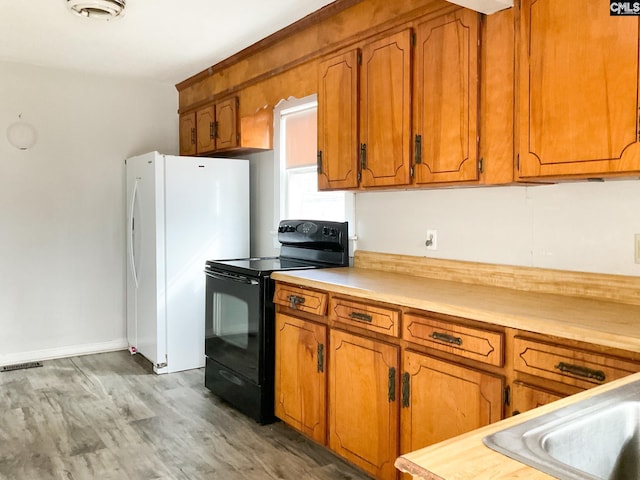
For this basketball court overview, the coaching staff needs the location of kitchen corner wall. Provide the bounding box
[248,151,640,277]
[0,61,178,364]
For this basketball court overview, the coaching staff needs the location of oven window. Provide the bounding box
[205,270,261,384]
[212,293,249,349]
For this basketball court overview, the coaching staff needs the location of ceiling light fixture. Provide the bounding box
[66,0,126,20]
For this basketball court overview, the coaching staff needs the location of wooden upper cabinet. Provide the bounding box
[179,96,267,156]
[518,0,640,179]
[413,10,480,184]
[317,50,360,190]
[179,112,196,156]
[196,105,216,155]
[360,29,413,188]
[214,97,239,151]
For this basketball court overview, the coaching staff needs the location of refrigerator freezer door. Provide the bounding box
[126,152,167,371]
[164,155,249,373]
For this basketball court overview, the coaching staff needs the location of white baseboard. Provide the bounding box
[0,338,129,367]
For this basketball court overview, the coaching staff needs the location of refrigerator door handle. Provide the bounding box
[204,270,259,285]
[128,178,140,288]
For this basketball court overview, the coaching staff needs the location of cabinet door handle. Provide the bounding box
[554,362,606,382]
[213,121,219,139]
[288,295,306,309]
[190,127,196,145]
[349,311,372,322]
[431,331,463,346]
[209,122,215,139]
[388,367,396,402]
[317,151,323,174]
[317,343,324,373]
[401,372,410,408]
[360,143,367,170]
[414,134,422,164]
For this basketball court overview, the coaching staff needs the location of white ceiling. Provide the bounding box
[0,0,337,86]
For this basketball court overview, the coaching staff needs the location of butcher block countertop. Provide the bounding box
[271,252,640,352]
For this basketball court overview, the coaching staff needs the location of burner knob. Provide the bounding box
[322,226,330,236]
[329,228,338,237]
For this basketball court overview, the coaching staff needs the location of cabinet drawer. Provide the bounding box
[403,313,504,367]
[330,297,399,337]
[513,336,640,389]
[273,284,328,316]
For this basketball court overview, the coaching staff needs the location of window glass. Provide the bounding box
[274,96,354,227]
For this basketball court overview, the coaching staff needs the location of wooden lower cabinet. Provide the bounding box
[400,351,504,459]
[329,329,399,480]
[274,313,327,444]
[511,381,565,415]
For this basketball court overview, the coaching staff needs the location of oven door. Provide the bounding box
[204,268,261,384]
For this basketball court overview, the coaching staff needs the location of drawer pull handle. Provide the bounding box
[431,331,463,346]
[350,312,373,322]
[288,295,306,309]
[554,362,606,382]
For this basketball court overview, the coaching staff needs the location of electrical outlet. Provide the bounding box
[426,230,437,251]
[635,234,640,264]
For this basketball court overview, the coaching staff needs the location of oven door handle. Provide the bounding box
[204,270,259,285]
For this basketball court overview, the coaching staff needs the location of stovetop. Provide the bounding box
[205,256,322,276]
[205,219,349,277]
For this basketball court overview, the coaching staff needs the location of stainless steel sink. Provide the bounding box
[483,380,640,480]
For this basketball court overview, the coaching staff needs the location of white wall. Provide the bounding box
[249,148,640,276]
[356,180,640,276]
[0,61,178,364]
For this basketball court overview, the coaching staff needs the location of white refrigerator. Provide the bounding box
[125,151,249,374]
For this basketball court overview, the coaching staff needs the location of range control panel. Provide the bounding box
[277,220,348,245]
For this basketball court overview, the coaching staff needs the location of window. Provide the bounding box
[274,95,354,228]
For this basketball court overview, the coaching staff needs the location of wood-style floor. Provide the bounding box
[0,351,371,480]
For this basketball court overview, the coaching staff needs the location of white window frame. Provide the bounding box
[273,95,355,247]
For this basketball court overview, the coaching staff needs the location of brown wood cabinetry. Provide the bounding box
[317,50,360,190]
[316,9,485,191]
[180,97,272,156]
[179,112,197,156]
[518,0,640,179]
[413,9,480,184]
[403,312,504,367]
[329,328,399,480]
[273,284,329,444]
[511,335,640,414]
[400,351,503,459]
[511,381,565,415]
[273,283,328,315]
[360,29,413,188]
[274,313,327,444]
[330,296,400,337]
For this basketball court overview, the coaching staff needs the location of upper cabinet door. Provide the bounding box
[360,30,413,188]
[179,112,197,156]
[317,50,360,190]
[519,0,640,178]
[413,10,480,184]
[215,97,239,151]
[196,105,216,155]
